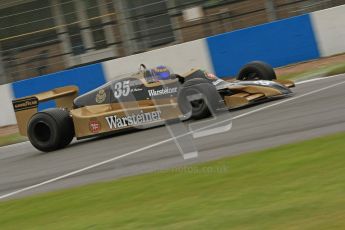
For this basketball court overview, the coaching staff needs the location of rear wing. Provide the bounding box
[12,86,79,136]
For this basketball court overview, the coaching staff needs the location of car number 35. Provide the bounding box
[113,81,130,98]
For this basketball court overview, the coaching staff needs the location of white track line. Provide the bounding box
[1,79,345,200]
[296,73,345,85]
[233,80,345,120]
[0,141,29,149]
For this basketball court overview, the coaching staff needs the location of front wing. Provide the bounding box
[223,80,294,109]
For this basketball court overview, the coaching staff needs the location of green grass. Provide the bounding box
[278,62,345,81]
[327,64,345,76]
[0,133,27,147]
[1,132,345,230]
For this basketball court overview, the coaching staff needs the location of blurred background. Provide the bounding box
[0,0,344,84]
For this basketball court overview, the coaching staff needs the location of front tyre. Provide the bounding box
[27,108,74,152]
[237,61,276,81]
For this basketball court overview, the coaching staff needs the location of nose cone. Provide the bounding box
[269,82,293,95]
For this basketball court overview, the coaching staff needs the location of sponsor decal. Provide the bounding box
[95,89,106,103]
[89,120,101,133]
[13,97,38,111]
[148,87,177,97]
[212,79,223,86]
[105,110,162,129]
[205,72,217,80]
[131,88,143,93]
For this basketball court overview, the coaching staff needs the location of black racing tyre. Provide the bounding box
[27,108,74,152]
[178,78,223,120]
[237,61,276,81]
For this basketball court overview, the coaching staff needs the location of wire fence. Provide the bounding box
[0,0,344,84]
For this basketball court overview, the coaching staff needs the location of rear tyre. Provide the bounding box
[178,78,222,120]
[237,61,276,81]
[27,108,74,152]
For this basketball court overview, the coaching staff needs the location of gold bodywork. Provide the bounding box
[224,79,294,109]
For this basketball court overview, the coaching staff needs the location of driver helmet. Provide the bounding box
[152,65,172,81]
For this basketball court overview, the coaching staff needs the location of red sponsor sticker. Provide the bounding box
[89,120,101,133]
[206,73,217,80]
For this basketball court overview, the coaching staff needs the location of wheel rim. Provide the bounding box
[33,122,51,142]
[243,72,260,80]
[191,99,204,112]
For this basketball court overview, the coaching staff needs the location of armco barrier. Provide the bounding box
[12,63,106,111]
[311,4,345,57]
[206,14,320,78]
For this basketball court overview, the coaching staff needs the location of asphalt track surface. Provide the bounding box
[1,75,345,200]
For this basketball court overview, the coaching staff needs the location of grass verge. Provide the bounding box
[278,62,345,81]
[1,132,345,229]
[0,133,27,147]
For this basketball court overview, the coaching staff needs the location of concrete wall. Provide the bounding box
[207,14,320,77]
[311,4,345,57]
[103,39,213,81]
[0,84,16,126]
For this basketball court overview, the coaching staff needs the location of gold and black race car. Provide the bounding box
[12,61,294,152]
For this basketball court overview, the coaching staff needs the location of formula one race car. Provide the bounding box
[12,61,294,152]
